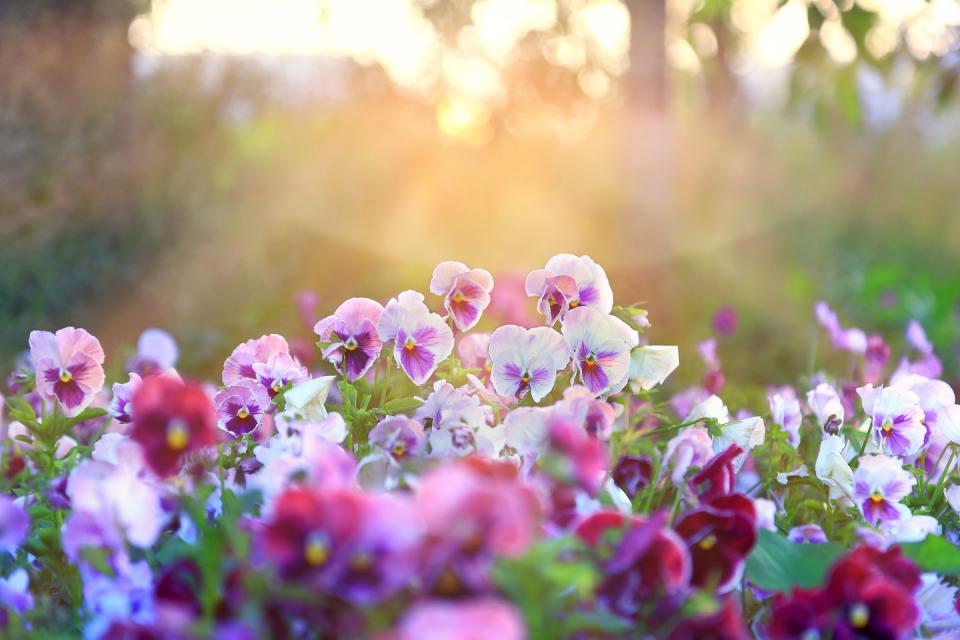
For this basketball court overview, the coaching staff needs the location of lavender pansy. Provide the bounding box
[858,384,926,457]
[29,327,106,416]
[852,454,915,525]
[377,291,454,385]
[430,261,495,332]
[0,496,28,554]
[314,298,385,382]
[561,306,638,396]
[108,373,142,424]
[525,254,613,325]
[488,325,569,402]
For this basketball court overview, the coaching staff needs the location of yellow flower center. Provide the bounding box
[584,354,597,368]
[304,535,328,566]
[237,407,250,420]
[391,442,407,459]
[271,379,283,393]
[882,423,893,434]
[699,534,717,550]
[58,369,72,383]
[452,291,465,303]
[870,491,884,504]
[166,421,190,451]
[521,372,531,383]
[345,340,358,351]
[849,603,869,628]
[404,338,417,351]
[569,300,580,308]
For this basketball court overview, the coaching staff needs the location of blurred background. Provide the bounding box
[2,0,960,387]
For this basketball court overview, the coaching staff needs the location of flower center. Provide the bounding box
[351,552,372,571]
[521,371,532,383]
[391,441,407,459]
[849,603,869,628]
[237,407,250,420]
[58,369,72,383]
[569,299,580,309]
[166,420,190,451]
[271,379,283,393]
[304,534,328,566]
[452,291,465,303]
[404,337,417,352]
[344,337,358,351]
[882,422,893,434]
[870,491,884,504]
[699,534,717,550]
[584,354,598,368]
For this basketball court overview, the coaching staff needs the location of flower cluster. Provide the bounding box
[0,256,958,639]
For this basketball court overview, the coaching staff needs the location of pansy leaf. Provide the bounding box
[900,535,960,574]
[745,530,845,592]
[379,397,424,415]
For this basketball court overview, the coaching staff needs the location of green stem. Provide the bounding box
[857,422,873,458]
[379,357,392,408]
[930,444,957,512]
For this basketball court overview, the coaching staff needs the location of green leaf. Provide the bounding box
[900,535,960,574]
[379,397,424,415]
[745,530,845,592]
[62,407,109,430]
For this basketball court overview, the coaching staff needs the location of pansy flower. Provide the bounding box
[852,454,915,525]
[377,291,454,385]
[29,327,106,416]
[663,427,714,484]
[858,384,926,457]
[130,376,218,477]
[815,301,867,354]
[109,373,142,424]
[222,334,293,386]
[815,435,855,504]
[314,298,385,382]
[215,379,271,437]
[0,496,28,554]
[674,493,757,592]
[488,325,569,402]
[768,387,802,447]
[628,345,679,392]
[525,254,613,325]
[561,306,638,396]
[415,380,492,429]
[126,328,178,376]
[807,382,845,432]
[787,524,829,544]
[553,385,618,440]
[391,599,525,640]
[369,416,425,463]
[429,261,495,332]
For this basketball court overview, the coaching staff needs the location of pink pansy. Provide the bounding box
[429,261,495,332]
[858,384,926,457]
[126,328,178,376]
[377,291,454,386]
[852,454,915,525]
[807,382,845,431]
[697,337,721,371]
[222,334,292,386]
[488,325,569,402]
[525,254,613,325]
[389,599,525,640]
[561,306,639,396]
[553,385,618,441]
[29,327,106,416]
[253,351,309,398]
[369,416,426,463]
[457,332,493,387]
[215,379,272,436]
[814,301,867,354]
[662,427,714,484]
[895,320,943,379]
[109,373,142,424]
[314,297,385,382]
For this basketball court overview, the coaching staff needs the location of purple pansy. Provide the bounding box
[368,416,425,463]
[0,496,28,554]
[768,386,802,447]
[215,379,272,436]
[377,291,454,385]
[852,454,915,525]
[787,524,829,544]
[126,328,178,376]
[815,302,867,354]
[108,373,142,424]
[253,351,309,398]
[29,327,106,417]
[525,254,613,325]
[314,298,385,382]
[0,569,33,618]
[430,261,495,332]
[858,384,927,457]
[561,306,638,396]
[488,325,569,402]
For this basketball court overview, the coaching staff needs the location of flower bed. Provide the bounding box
[2,254,959,638]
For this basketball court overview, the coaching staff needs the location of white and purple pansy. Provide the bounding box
[429,261,495,332]
[109,373,143,424]
[852,453,916,525]
[377,291,454,386]
[215,379,272,436]
[525,254,614,325]
[314,297,385,382]
[29,327,106,417]
[561,306,638,396]
[488,325,569,402]
[858,383,927,457]
[369,416,426,463]
[253,351,309,398]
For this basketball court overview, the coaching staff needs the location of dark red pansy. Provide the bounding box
[674,493,756,592]
[130,376,218,477]
[611,454,653,499]
[689,445,742,500]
